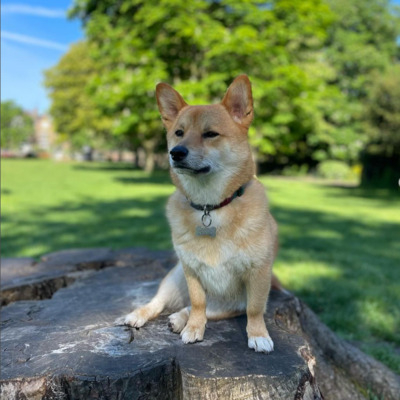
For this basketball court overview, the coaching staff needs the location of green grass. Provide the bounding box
[2,159,400,373]
[2,159,175,256]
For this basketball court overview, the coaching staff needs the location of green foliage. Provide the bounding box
[44,41,113,151]
[368,65,400,152]
[326,0,399,99]
[319,0,400,166]
[1,101,34,150]
[317,160,351,180]
[281,164,309,177]
[64,0,400,175]
[69,0,339,168]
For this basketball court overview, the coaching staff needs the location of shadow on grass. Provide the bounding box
[324,184,400,202]
[114,175,172,185]
[73,162,137,172]
[73,164,172,185]
[3,195,172,259]
[272,205,400,353]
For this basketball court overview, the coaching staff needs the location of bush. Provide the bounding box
[317,160,351,180]
[281,164,309,177]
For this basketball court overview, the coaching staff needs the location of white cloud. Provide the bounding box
[1,31,68,51]
[1,4,66,18]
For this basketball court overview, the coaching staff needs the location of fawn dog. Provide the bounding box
[123,75,279,353]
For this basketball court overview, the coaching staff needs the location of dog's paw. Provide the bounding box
[123,310,148,328]
[168,311,189,334]
[180,323,205,344]
[248,336,274,353]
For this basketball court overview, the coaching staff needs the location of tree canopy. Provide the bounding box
[1,101,34,150]
[44,41,113,151]
[44,0,400,184]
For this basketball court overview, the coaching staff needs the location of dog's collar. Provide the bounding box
[190,184,247,212]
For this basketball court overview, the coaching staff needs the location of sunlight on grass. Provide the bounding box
[359,300,398,343]
[277,260,342,291]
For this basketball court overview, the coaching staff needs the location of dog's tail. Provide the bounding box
[271,273,291,295]
[271,273,283,291]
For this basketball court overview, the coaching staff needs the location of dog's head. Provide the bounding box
[156,75,255,204]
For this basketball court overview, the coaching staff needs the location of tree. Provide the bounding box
[319,0,400,166]
[324,0,400,187]
[70,0,335,171]
[326,0,399,99]
[69,0,399,174]
[361,65,400,188]
[44,41,112,153]
[1,101,34,150]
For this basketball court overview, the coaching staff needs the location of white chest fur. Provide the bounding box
[176,235,253,302]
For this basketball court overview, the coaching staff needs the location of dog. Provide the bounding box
[123,75,280,353]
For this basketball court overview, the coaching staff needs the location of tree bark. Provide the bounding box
[275,294,400,400]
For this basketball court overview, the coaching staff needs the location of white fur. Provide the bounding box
[177,246,249,303]
[123,311,147,328]
[169,307,190,333]
[181,323,205,344]
[172,144,248,206]
[248,336,274,353]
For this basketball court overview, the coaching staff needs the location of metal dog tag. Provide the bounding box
[196,225,217,237]
[196,207,216,237]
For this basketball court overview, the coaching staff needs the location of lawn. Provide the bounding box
[2,159,400,373]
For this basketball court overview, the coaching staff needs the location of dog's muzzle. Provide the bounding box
[170,146,211,174]
[170,146,188,162]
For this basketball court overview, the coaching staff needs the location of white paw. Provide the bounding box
[248,336,274,353]
[180,324,205,344]
[123,311,148,328]
[168,311,188,333]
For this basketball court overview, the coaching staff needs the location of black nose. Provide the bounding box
[170,146,189,162]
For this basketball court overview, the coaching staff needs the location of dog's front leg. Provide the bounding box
[245,265,274,353]
[180,264,207,344]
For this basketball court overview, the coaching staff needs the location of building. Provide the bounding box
[30,110,56,151]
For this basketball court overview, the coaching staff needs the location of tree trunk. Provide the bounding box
[275,294,400,400]
[143,139,157,172]
[144,150,155,173]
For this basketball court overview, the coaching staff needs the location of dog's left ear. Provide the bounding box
[156,83,188,130]
[221,75,254,128]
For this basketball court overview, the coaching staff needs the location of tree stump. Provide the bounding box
[1,248,399,399]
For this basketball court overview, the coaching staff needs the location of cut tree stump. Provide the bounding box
[1,248,399,400]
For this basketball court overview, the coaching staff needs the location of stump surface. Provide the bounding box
[1,248,320,400]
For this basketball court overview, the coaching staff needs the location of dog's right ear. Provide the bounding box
[156,83,188,130]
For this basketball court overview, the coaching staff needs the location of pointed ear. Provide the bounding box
[156,83,188,130]
[221,75,254,128]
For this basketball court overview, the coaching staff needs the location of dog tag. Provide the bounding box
[196,226,217,237]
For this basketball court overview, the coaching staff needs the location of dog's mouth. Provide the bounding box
[173,163,211,175]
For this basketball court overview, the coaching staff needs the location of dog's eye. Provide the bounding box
[175,129,184,137]
[203,131,219,139]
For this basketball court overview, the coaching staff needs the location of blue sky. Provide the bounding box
[1,1,400,114]
[1,1,83,113]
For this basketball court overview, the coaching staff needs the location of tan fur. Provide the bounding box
[122,75,279,353]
